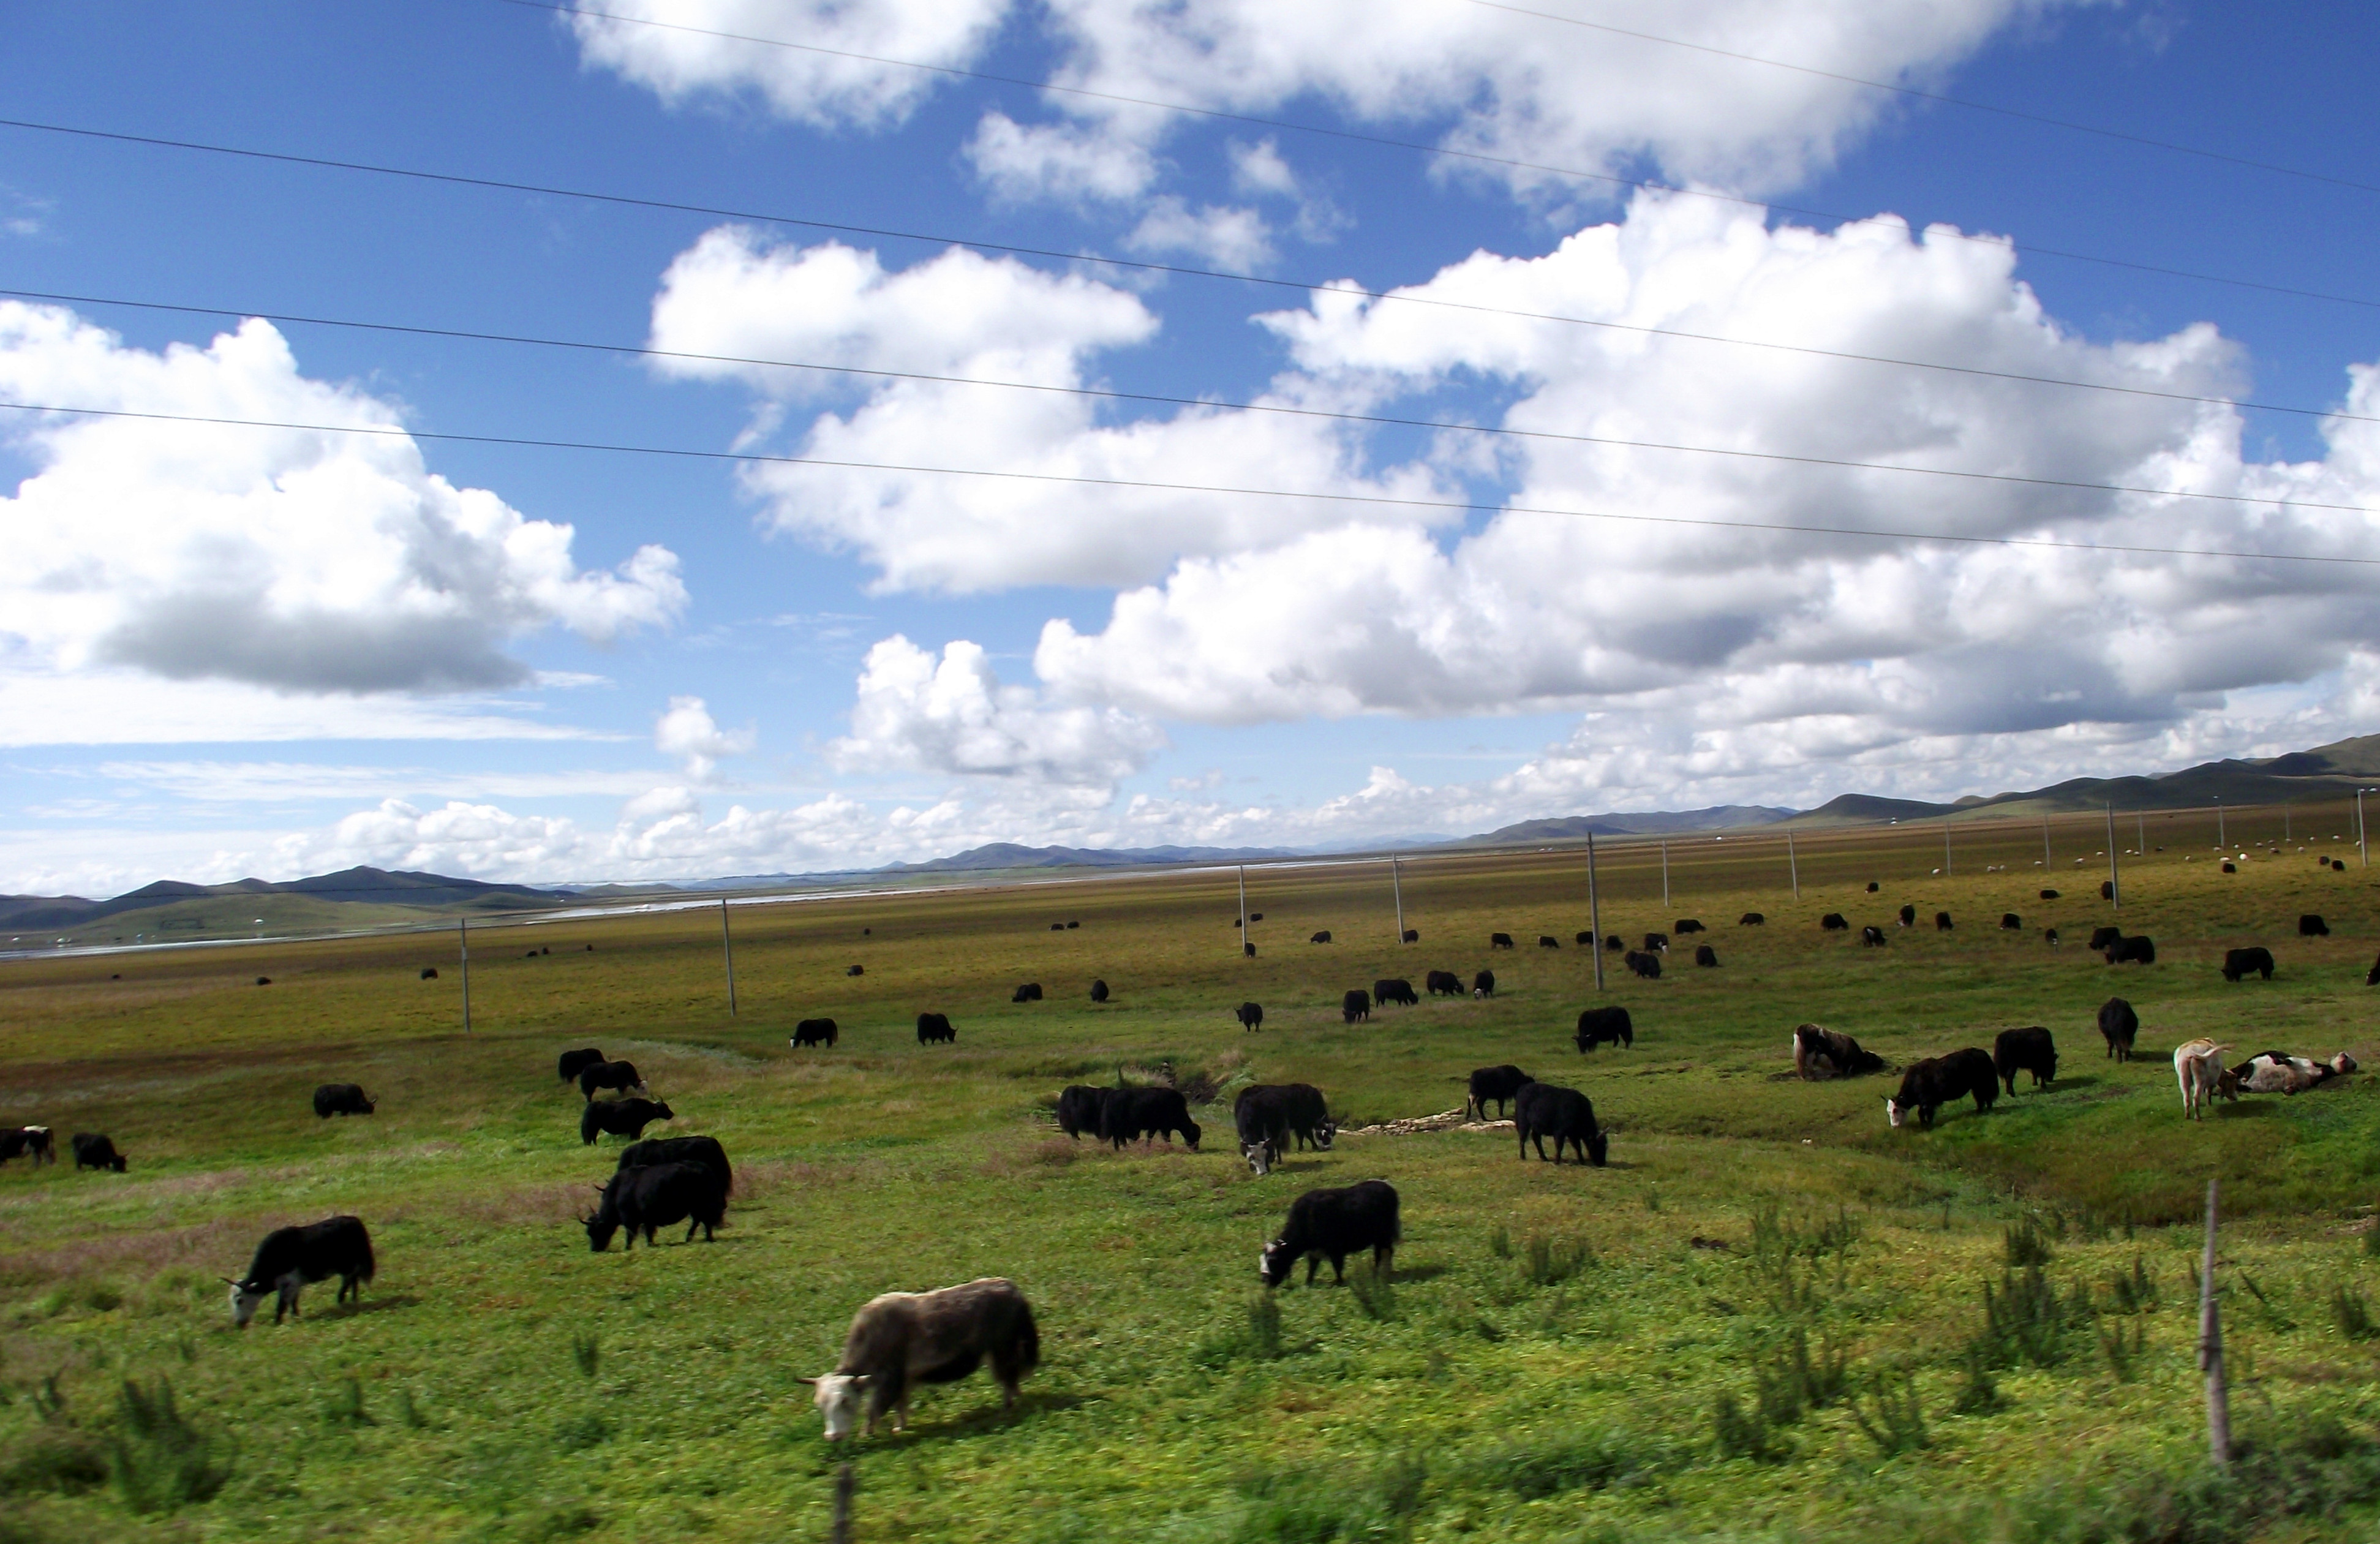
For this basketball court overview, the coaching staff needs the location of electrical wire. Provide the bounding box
[521,0,2380,312]
[1463,0,2380,201]
[8,282,2373,514]
[1,116,2370,421]
[5,396,2374,568]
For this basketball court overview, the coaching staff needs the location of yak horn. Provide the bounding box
[794,1376,819,1386]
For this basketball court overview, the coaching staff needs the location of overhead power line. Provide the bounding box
[1,116,2370,420]
[4,396,2374,569]
[521,0,2380,313]
[1464,0,2380,201]
[9,284,2373,514]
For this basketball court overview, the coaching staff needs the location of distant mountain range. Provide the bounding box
[13,733,2380,938]
[0,866,563,933]
[883,842,1301,873]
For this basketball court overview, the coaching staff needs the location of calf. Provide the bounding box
[1466,1065,1532,1120]
[2044,928,2060,946]
[1425,970,1464,996]
[0,1126,55,1167]
[1403,928,1420,944]
[1575,932,1595,946]
[1643,932,1670,953]
[1674,919,1705,934]
[2220,946,2274,982]
[578,1060,646,1101]
[1341,989,1371,1024]
[1472,970,1496,998]
[2173,1039,2237,1120]
[2000,913,2022,930]
[1694,944,1719,967]
[2088,925,2123,951]
[69,1132,125,1172]
[557,1047,606,1083]
[1886,1049,1998,1128]
[1575,1005,1634,1051]
[313,1083,375,1118]
[1935,911,1954,931]
[916,1012,956,1044]
[1897,905,1916,927]
[791,1018,838,1048]
[1793,1023,1883,1080]
[2367,952,2380,987]
[846,965,865,977]
[1101,1087,1201,1150]
[1821,913,1849,932]
[1056,1086,1115,1140]
[1861,925,1887,947]
[579,1097,674,1145]
[1310,930,1332,944]
[2230,1051,2357,1095]
[1992,1026,2058,1095]
[1234,1086,1292,1175]
[1623,949,1662,979]
[585,1159,726,1251]
[1236,1001,1264,1032]
[2104,935,2156,965]
[1373,977,1420,1007]
[2039,888,2060,900]
[2097,997,2139,1061]
[1604,934,1625,952]
[617,1134,732,1196]
[1537,934,1561,949]
[1090,979,1110,1003]
[1490,932,1516,949]
[226,1215,374,1327]
[801,1278,1040,1440]
[2300,914,2330,937]
[1011,983,1044,1003]
[1513,1082,1608,1166]
[1739,912,1765,926]
[1260,1180,1400,1286]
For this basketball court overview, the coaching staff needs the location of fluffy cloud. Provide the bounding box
[1033,192,2380,750]
[655,695,755,781]
[565,0,1007,129]
[576,0,2069,205]
[1124,197,1274,269]
[649,227,1450,591]
[828,635,1164,784]
[0,304,685,694]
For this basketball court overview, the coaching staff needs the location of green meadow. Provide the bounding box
[4,807,2380,1542]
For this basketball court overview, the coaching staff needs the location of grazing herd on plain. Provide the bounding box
[2,891,2368,1444]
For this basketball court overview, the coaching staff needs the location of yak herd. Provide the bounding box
[3,886,2367,1446]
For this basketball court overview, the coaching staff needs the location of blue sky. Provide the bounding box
[1,0,2376,894]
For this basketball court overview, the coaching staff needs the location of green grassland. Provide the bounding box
[4,808,2380,1542]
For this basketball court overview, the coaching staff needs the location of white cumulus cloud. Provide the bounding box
[0,304,686,695]
[655,696,756,781]
[829,635,1164,784]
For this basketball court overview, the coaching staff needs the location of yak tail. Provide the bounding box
[1015,1299,1042,1377]
[356,1233,378,1285]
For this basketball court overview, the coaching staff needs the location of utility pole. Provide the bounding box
[2216,797,2226,851]
[1391,857,1406,942]
[1786,828,1800,900]
[1660,838,1671,910]
[2041,818,2052,870]
[1238,865,1250,953]
[459,917,472,1034]
[2284,802,2292,843]
[2137,810,2146,857]
[719,897,737,1016]
[2362,790,2373,870]
[2106,804,2121,909]
[1586,832,1605,993]
[1943,820,1953,877]
[2201,1180,2232,1467]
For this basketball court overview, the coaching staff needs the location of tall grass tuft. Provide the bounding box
[2332,1285,2378,1341]
[110,1377,233,1513]
[571,1331,600,1379]
[1711,1391,1789,1463]
[2101,1319,2147,1381]
[1848,1369,1928,1457]
[2004,1212,2055,1269]
[1523,1236,1591,1286]
[2104,1254,2158,1314]
[1348,1267,1398,1322]
[1486,1224,1511,1259]
[1950,1342,2003,1415]
[1975,1265,2089,1369]
[1750,1327,1848,1428]
[320,1376,375,1429]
